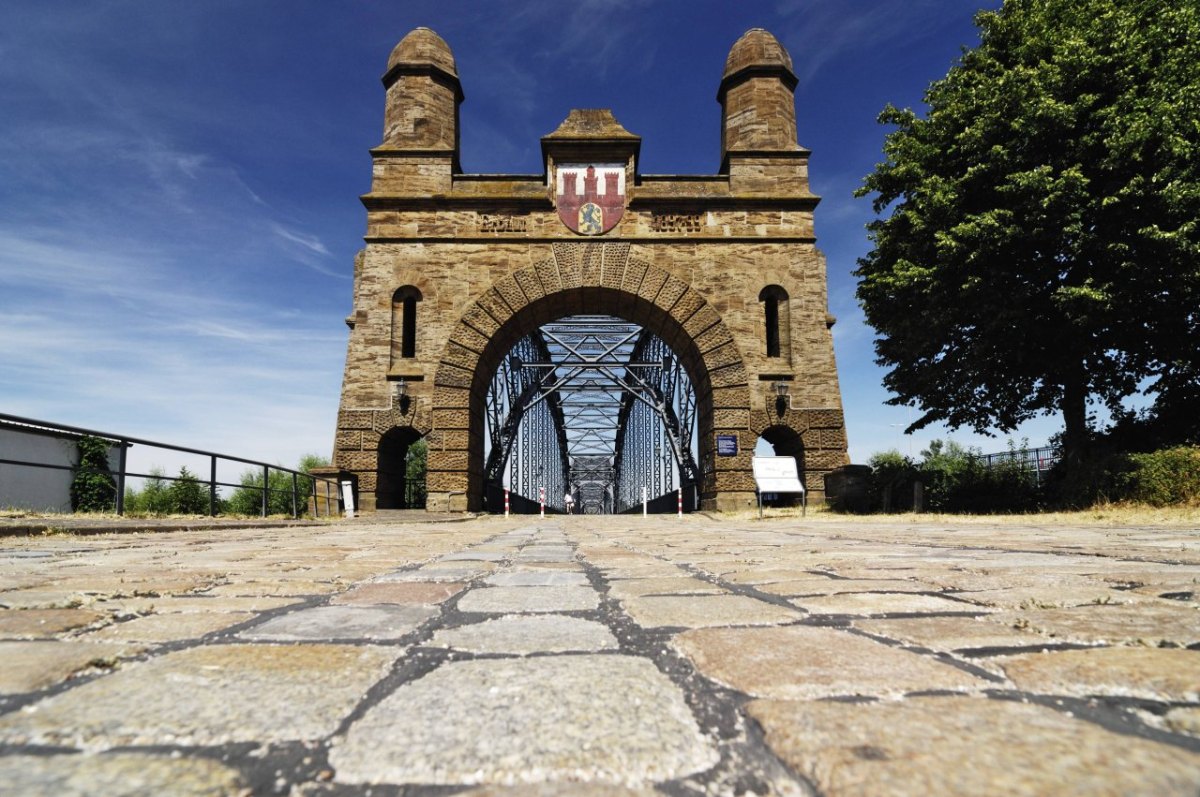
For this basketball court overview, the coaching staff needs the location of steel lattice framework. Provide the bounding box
[484,315,697,513]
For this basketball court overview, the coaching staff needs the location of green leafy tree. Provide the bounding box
[124,467,171,515]
[168,466,209,515]
[226,455,330,517]
[405,439,427,507]
[70,435,116,513]
[855,0,1200,471]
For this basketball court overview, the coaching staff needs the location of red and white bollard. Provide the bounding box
[678,487,683,518]
[504,489,510,518]
[539,486,545,518]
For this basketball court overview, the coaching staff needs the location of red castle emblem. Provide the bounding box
[556,164,625,235]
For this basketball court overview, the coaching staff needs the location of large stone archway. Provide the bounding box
[427,244,754,512]
[329,27,849,513]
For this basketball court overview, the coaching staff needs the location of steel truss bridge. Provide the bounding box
[484,315,699,514]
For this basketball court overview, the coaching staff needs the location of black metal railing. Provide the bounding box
[0,412,341,519]
[975,445,1060,486]
[404,475,427,509]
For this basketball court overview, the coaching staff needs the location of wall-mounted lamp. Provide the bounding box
[773,381,790,416]
[394,379,411,414]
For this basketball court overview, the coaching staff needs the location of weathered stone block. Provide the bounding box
[621,258,648,296]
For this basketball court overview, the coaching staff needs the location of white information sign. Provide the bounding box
[751,456,806,517]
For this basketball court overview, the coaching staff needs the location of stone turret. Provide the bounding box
[381,27,462,169]
[718,29,801,170]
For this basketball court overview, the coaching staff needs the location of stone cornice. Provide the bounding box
[360,194,820,211]
[362,235,819,244]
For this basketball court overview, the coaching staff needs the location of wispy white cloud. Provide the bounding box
[776,0,979,85]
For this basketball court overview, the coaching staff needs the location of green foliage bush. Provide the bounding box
[124,467,170,514]
[123,466,208,515]
[1114,447,1200,507]
[866,450,918,511]
[168,467,209,514]
[862,439,1039,514]
[71,435,116,513]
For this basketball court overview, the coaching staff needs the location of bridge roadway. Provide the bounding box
[1,514,1198,795]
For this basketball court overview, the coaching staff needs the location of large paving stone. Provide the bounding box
[0,589,95,610]
[515,549,576,563]
[0,608,107,638]
[748,696,1200,796]
[674,626,985,699]
[0,752,247,797]
[0,641,141,694]
[852,615,1046,652]
[332,581,466,605]
[0,643,398,748]
[240,605,437,641]
[463,785,660,796]
[952,585,1141,609]
[81,611,255,643]
[457,585,600,613]
[202,580,342,597]
[430,615,619,655]
[998,647,1200,702]
[791,592,982,616]
[382,566,490,582]
[753,577,931,596]
[606,577,725,599]
[91,595,302,615]
[716,568,825,585]
[484,570,589,587]
[620,595,800,629]
[441,551,509,562]
[329,655,717,786]
[998,603,1200,646]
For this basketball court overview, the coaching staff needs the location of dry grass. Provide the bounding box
[738,501,1200,527]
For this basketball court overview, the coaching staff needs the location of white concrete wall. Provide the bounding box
[0,427,122,513]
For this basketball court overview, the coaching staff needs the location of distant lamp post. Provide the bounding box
[394,379,410,414]
[773,381,789,416]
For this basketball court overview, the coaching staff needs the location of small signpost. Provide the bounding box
[717,434,739,456]
[751,456,806,519]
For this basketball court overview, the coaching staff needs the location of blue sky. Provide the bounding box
[3,0,1067,480]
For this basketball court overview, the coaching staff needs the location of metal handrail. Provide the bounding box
[0,412,341,519]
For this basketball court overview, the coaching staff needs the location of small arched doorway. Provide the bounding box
[376,427,427,509]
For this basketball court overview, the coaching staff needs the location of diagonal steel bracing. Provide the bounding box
[484,315,697,513]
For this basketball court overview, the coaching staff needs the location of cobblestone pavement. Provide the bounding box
[1,516,1198,795]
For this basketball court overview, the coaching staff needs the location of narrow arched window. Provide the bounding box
[759,285,788,358]
[391,286,422,365]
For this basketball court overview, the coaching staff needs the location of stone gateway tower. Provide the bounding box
[331,27,849,513]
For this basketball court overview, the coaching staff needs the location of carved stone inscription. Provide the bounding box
[651,213,704,233]
[478,214,529,233]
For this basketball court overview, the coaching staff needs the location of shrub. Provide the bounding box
[124,467,172,514]
[867,449,918,511]
[858,440,1042,514]
[168,467,210,514]
[922,440,1040,513]
[71,435,116,513]
[1115,446,1200,506]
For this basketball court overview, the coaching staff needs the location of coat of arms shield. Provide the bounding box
[555,164,625,235]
